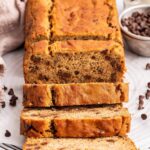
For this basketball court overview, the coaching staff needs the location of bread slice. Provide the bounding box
[23,136,137,150]
[20,105,131,138]
[23,83,128,107]
[24,40,125,84]
[24,0,126,84]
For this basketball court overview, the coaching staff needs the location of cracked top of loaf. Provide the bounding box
[25,0,122,43]
[52,0,120,40]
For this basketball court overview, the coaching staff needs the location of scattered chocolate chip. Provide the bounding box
[9,95,17,107]
[146,90,150,99]
[148,82,150,88]
[8,88,14,96]
[12,95,18,101]
[146,63,150,70]
[1,101,6,108]
[2,86,7,91]
[5,130,11,137]
[141,114,147,120]
[138,95,144,110]
[139,95,144,101]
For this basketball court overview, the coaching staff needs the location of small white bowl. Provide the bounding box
[119,5,150,57]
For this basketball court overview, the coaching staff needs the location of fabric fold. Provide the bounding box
[0,0,27,77]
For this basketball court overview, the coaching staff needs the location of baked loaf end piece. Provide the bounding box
[24,40,125,84]
[20,105,131,138]
[23,82,129,107]
[23,136,137,150]
[24,0,126,84]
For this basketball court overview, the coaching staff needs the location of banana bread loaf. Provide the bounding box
[20,105,131,138]
[24,0,126,84]
[23,82,128,107]
[23,136,137,150]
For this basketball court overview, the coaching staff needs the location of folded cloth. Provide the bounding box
[0,0,27,75]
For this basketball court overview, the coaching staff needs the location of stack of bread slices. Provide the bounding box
[21,0,137,149]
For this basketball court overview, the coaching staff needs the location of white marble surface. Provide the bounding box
[0,0,150,149]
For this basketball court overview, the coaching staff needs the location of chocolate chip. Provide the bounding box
[8,88,14,95]
[0,64,4,73]
[132,12,140,18]
[31,55,41,63]
[74,70,80,75]
[1,101,6,108]
[57,71,71,80]
[5,130,11,137]
[84,75,92,80]
[41,142,48,145]
[147,82,150,88]
[107,139,115,143]
[9,95,18,107]
[146,90,150,99]
[38,74,49,81]
[2,86,7,91]
[12,95,18,101]
[139,95,144,101]
[141,114,147,120]
[138,95,144,110]
[146,63,150,70]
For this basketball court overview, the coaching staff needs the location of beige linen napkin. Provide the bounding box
[0,0,27,75]
[0,0,26,102]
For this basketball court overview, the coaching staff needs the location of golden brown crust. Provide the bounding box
[20,106,131,138]
[54,116,130,138]
[50,40,123,53]
[51,0,122,43]
[25,0,52,43]
[23,83,128,107]
[20,118,52,137]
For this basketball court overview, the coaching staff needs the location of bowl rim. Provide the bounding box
[119,4,150,41]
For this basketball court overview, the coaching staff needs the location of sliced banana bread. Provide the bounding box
[24,40,125,84]
[20,105,131,138]
[24,0,126,84]
[23,82,128,107]
[23,136,137,150]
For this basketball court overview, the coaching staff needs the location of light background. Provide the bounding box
[0,0,150,149]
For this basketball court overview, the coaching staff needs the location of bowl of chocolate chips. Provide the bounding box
[120,5,150,57]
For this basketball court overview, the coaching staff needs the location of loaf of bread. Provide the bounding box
[23,82,128,107]
[20,105,131,138]
[23,136,137,150]
[24,0,126,84]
